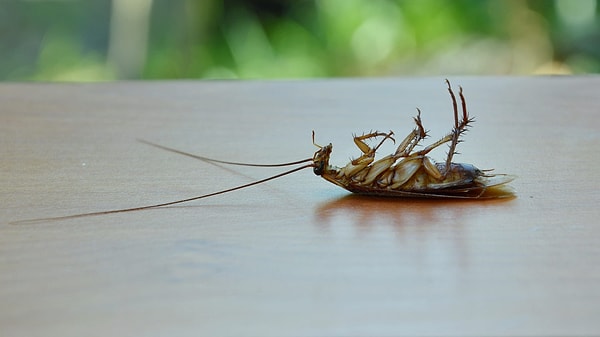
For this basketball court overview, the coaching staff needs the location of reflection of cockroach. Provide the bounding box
[14,80,514,223]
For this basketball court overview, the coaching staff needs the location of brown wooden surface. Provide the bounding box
[1,77,599,336]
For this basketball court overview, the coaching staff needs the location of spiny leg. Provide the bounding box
[446,79,459,129]
[416,134,453,156]
[444,82,473,172]
[393,108,428,158]
[373,110,430,187]
[416,81,474,176]
[341,131,395,178]
[351,131,394,159]
[459,83,469,124]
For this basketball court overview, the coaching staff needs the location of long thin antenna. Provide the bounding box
[11,164,314,225]
[138,139,313,167]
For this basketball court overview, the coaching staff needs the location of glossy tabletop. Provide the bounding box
[1,77,599,336]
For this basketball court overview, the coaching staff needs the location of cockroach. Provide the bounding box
[12,80,514,224]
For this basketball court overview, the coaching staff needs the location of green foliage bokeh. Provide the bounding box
[1,0,598,81]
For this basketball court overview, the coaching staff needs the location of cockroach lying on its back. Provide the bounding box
[13,80,514,224]
[311,80,515,199]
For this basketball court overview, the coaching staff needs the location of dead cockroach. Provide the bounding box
[12,80,514,224]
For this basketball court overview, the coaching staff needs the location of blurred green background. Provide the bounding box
[1,0,598,81]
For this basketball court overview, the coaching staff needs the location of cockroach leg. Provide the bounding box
[394,108,428,158]
[312,130,322,149]
[444,85,473,173]
[446,79,459,128]
[459,86,469,123]
[349,131,394,165]
[352,131,394,156]
[413,108,427,139]
[338,131,395,178]
[416,82,474,176]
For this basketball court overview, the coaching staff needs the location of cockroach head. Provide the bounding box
[312,143,332,176]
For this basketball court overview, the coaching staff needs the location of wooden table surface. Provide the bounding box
[1,77,599,336]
